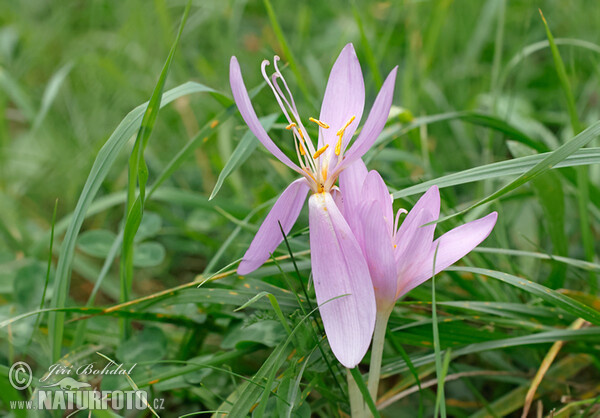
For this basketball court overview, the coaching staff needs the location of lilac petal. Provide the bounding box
[309,192,376,368]
[330,187,344,214]
[238,179,310,275]
[338,158,368,233]
[360,201,398,309]
[398,211,498,298]
[318,44,365,151]
[230,56,301,173]
[339,66,398,169]
[395,185,440,248]
[395,208,436,297]
[361,170,394,236]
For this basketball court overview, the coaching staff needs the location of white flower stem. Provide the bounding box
[347,368,364,417]
[366,307,392,413]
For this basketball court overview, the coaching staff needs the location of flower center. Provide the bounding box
[261,56,356,194]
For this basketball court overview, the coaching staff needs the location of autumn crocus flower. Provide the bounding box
[230,44,398,368]
[340,159,498,313]
[339,159,497,402]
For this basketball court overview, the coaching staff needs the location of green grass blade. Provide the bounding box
[532,172,568,288]
[210,113,278,200]
[416,121,600,223]
[539,10,580,133]
[474,247,600,272]
[449,267,600,325]
[32,62,73,131]
[383,328,600,376]
[120,1,192,335]
[393,146,600,199]
[47,81,220,362]
[351,0,383,88]
[0,67,36,121]
[540,9,595,292]
[262,0,311,104]
[431,244,446,418]
[227,298,343,416]
[349,366,381,418]
[27,199,58,349]
[372,110,548,155]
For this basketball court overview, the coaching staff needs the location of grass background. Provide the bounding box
[1,0,600,416]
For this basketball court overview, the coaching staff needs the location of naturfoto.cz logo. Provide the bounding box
[8,360,165,413]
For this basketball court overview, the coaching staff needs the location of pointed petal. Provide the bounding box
[398,212,498,297]
[395,208,436,296]
[360,201,398,309]
[238,179,310,274]
[338,158,368,233]
[318,44,365,151]
[395,185,440,248]
[309,192,376,368]
[340,66,398,168]
[230,56,301,172]
[361,170,394,236]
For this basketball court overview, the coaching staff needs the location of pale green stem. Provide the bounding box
[367,307,393,412]
[347,368,364,417]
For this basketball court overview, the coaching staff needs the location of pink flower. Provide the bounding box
[339,160,498,312]
[230,44,398,367]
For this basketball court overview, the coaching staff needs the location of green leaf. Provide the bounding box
[133,241,166,268]
[77,229,117,258]
[14,261,46,311]
[136,212,162,242]
[116,326,167,364]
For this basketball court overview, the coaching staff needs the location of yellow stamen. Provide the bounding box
[312,144,329,159]
[321,168,328,182]
[285,123,297,130]
[335,135,343,156]
[309,117,330,129]
[297,129,304,140]
[210,120,219,129]
[298,142,306,156]
[336,115,356,136]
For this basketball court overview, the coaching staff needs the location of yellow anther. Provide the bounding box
[298,142,306,156]
[336,115,356,136]
[321,168,328,182]
[312,144,329,159]
[309,117,330,129]
[285,123,297,130]
[210,120,219,129]
[334,136,343,156]
[297,129,304,140]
